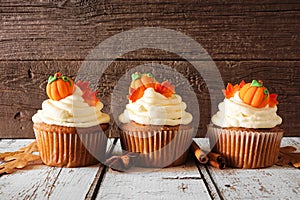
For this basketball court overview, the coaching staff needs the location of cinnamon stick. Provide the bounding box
[207,151,226,169]
[190,141,226,169]
[105,152,139,171]
[190,141,209,164]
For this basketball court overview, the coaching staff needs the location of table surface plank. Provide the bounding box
[0,139,106,200]
[0,137,299,200]
[97,140,212,200]
[195,137,300,200]
[98,161,212,200]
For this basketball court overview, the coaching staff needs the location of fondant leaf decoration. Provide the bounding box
[269,93,278,107]
[76,80,99,106]
[239,80,246,88]
[223,80,245,99]
[223,83,233,98]
[129,87,145,103]
[155,80,175,98]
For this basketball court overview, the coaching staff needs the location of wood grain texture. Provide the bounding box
[0,0,299,138]
[0,139,112,200]
[1,138,299,199]
[194,137,300,200]
[0,60,299,138]
[98,162,212,200]
[97,139,213,199]
[0,139,62,199]
[0,0,299,61]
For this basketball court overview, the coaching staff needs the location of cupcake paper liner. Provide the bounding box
[120,127,194,168]
[208,126,283,169]
[33,123,108,167]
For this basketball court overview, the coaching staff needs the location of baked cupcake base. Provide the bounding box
[33,122,109,167]
[208,125,283,169]
[120,121,194,168]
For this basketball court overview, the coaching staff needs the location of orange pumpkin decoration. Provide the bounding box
[128,72,176,102]
[46,72,75,101]
[129,72,156,94]
[239,80,269,108]
[128,72,157,102]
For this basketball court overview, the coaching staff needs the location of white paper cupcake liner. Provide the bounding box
[120,128,194,168]
[208,126,283,168]
[33,123,108,167]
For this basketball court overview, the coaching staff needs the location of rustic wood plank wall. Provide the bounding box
[0,0,299,138]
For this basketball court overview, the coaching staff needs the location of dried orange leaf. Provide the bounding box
[276,146,300,169]
[0,153,42,175]
[279,146,297,154]
[0,141,42,175]
[294,162,300,168]
[18,141,39,153]
[0,152,21,161]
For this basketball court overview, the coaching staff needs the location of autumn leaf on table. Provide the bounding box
[0,141,42,175]
[18,141,39,153]
[76,80,99,106]
[0,141,39,161]
[0,153,42,174]
[276,146,300,169]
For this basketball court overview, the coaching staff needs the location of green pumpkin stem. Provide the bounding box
[47,72,72,87]
[146,73,153,78]
[48,75,57,84]
[62,75,73,86]
[251,80,263,87]
[132,72,141,81]
[264,88,269,95]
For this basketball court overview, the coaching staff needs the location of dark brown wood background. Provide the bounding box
[0,0,299,138]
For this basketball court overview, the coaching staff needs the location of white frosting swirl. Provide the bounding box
[211,91,282,128]
[32,86,110,127]
[119,88,193,126]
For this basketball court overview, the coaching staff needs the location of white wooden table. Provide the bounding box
[0,137,299,200]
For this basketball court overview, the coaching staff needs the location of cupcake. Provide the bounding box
[118,72,194,168]
[208,80,283,168]
[32,72,110,167]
